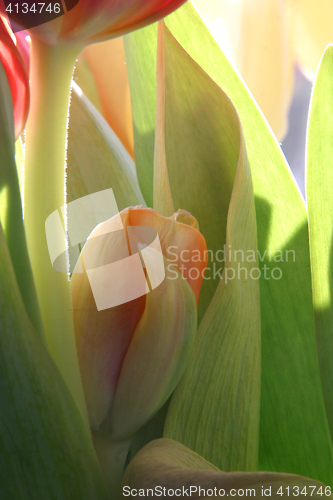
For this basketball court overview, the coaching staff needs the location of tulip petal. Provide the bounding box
[109,260,197,440]
[123,439,328,499]
[0,0,187,44]
[78,37,134,158]
[71,0,188,45]
[71,239,146,430]
[125,207,207,305]
[307,45,333,439]
[125,2,333,483]
[14,29,30,72]
[0,17,29,138]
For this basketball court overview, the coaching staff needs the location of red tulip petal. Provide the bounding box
[0,17,29,138]
[1,0,187,45]
[79,0,188,44]
[15,30,30,73]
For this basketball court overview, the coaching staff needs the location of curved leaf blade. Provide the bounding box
[307,44,333,439]
[0,61,44,339]
[67,84,145,210]
[161,24,260,472]
[124,4,333,482]
[123,439,328,499]
[0,222,107,499]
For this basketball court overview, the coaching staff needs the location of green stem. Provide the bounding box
[92,432,132,499]
[24,37,89,431]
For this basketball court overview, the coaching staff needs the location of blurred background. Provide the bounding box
[76,0,333,201]
[190,0,333,199]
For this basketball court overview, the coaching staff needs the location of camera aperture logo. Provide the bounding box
[4,0,79,32]
[45,189,165,311]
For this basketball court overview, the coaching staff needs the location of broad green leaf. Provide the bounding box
[123,438,327,499]
[0,222,107,499]
[125,24,238,321]
[161,24,260,471]
[307,44,333,439]
[124,2,333,483]
[0,61,44,340]
[67,83,145,210]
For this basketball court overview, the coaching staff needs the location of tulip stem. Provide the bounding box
[92,432,132,500]
[24,37,89,431]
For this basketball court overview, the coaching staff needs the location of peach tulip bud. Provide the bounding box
[71,206,207,440]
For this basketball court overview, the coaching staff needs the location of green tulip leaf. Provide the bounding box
[15,138,24,195]
[124,2,333,484]
[0,220,108,499]
[0,61,44,339]
[67,83,145,210]
[125,24,239,322]
[152,22,175,217]
[307,44,333,439]
[160,23,260,472]
[73,56,103,115]
[123,438,328,499]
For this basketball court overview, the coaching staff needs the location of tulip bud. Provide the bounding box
[71,206,207,441]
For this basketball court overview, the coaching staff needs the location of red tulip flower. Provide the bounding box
[0,16,29,138]
[0,0,187,46]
